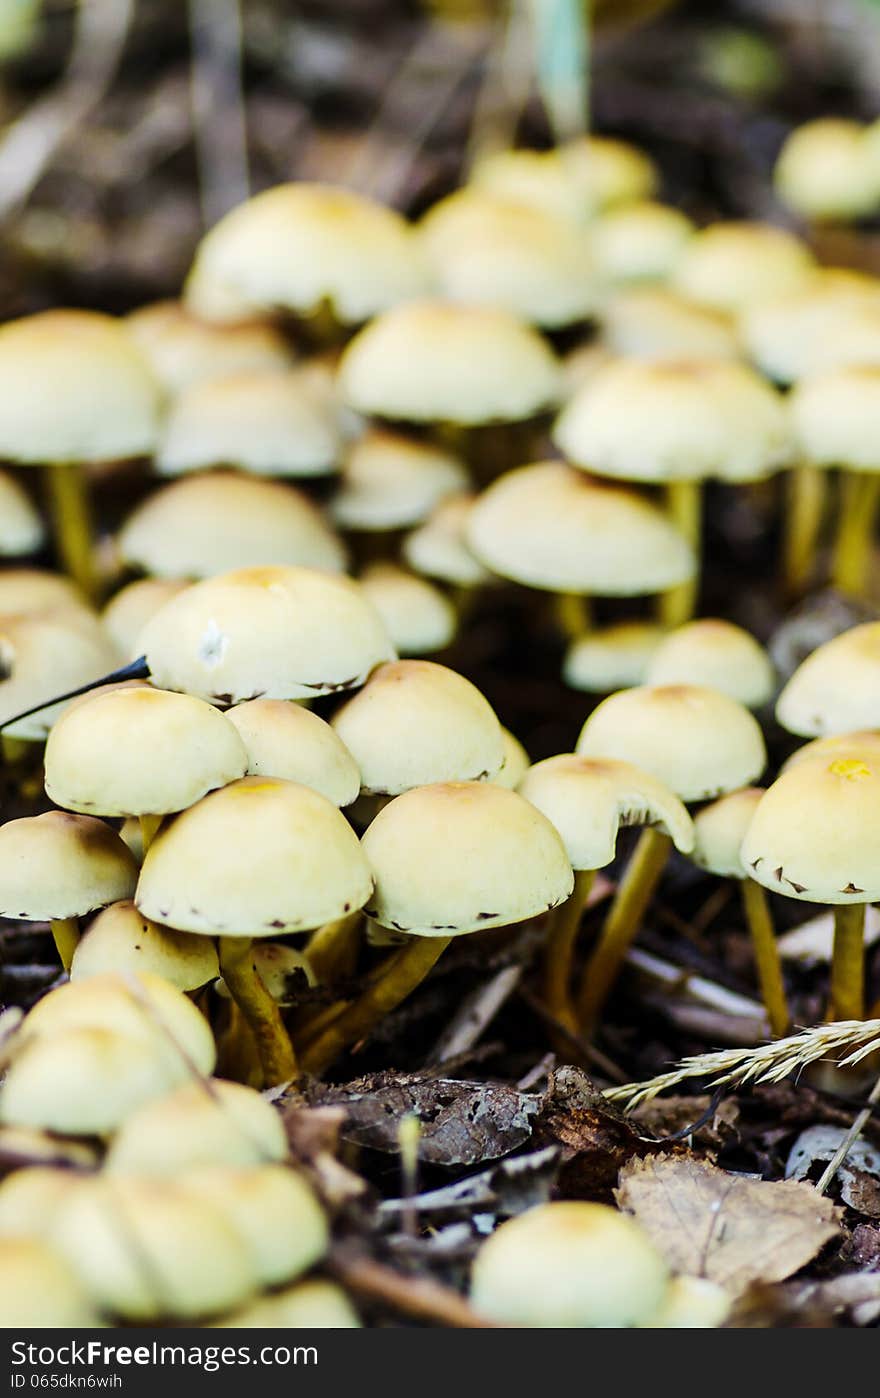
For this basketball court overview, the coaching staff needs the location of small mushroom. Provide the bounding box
[0,1238,104,1328]
[0,611,119,742]
[776,622,880,736]
[71,900,220,991]
[105,1077,288,1175]
[672,220,814,315]
[591,201,695,287]
[102,578,189,660]
[601,287,740,363]
[125,299,293,394]
[226,698,360,807]
[215,1279,360,1328]
[358,563,457,657]
[563,622,665,694]
[331,428,469,535]
[0,470,44,558]
[645,618,776,709]
[774,118,880,224]
[471,137,657,221]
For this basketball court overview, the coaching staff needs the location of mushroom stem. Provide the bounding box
[50,917,79,973]
[44,463,98,604]
[740,878,789,1037]
[576,828,672,1032]
[217,936,298,1086]
[305,911,363,985]
[783,463,826,600]
[138,814,162,857]
[831,471,880,597]
[543,869,595,1032]
[659,479,700,628]
[301,932,451,1076]
[828,904,866,1021]
[553,592,592,642]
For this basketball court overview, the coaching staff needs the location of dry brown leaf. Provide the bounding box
[616,1154,841,1295]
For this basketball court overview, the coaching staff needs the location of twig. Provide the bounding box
[189,0,250,226]
[326,1248,495,1328]
[428,963,523,1065]
[816,1069,880,1196]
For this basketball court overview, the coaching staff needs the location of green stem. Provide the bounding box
[741,878,789,1037]
[50,917,80,973]
[831,471,880,598]
[543,869,595,1033]
[659,479,701,628]
[218,936,297,1086]
[783,463,827,601]
[828,904,866,1021]
[44,463,98,603]
[553,593,592,643]
[139,814,162,857]
[305,911,363,985]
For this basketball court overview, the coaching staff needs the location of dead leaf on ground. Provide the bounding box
[617,1154,841,1295]
[786,1126,880,1218]
[631,1093,741,1150]
[275,1096,367,1207]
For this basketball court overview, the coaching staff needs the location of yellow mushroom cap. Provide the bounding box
[560,135,659,208]
[577,684,766,802]
[45,686,248,817]
[361,781,573,936]
[646,619,775,708]
[226,698,360,807]
[185,182,428,325]
[518,754,694,872]
[740,269,880,383]
[118,472,346,580]
[790,366,880,472]
[471,139,657,221]
[492,727,531,790]
[157,369,342,478]
[470,1201,669,1328]
[215,1278,361,1328]
[555,359,791,484]
[0,811,137,920]
[332,660,504,796]
[467,461,695,594]
[102,578,189,661]
[563,622,665,693]
[776,623,880,737]
[646,1275,731,1329]
[740,756,880,903]
[331,429,469,532]
[338,300,561,425]
[0,471,43,556]
[672,221,814,314]
[136,776,372,936]
[774,118,880,222]
[0,568,84,616]
[592,201,695,286]
[0,1166,83,1242]
[71,900,220,990]
[0,310,162,463]
[0,1238,104,1328]
[53,1176,258,1321]
[125,299,293,394]
[214,940,314,1003]
[781,730,880,775]
[359,564,457,657]
[403,493,491,587]
[139,565,396,704]
[105,1077,288,1175]
[691,786,765,879]
[601,287,741,362]
[0,611,120,741]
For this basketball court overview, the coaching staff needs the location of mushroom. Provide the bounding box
[471,137,657,221]
[226,699,360,807]
[645,618,776,708]
[0,611,119,743]
[740,268,880,386]
[105,1077,288,1174]
[215,1278,360,1329]
[102,578,189,660]
[774,118,880,224]
[358,563,457,657]
[776,622,880,737]
[600,286,741,363]
[492,727,531,790]
[590,201,695,287]
[125,299,293,394]
[646,1276,731,1329]
[780,729,880,774]
[0,568,85,617]
[563,622,665,694]
[0,1166,84,1242]
[0,1238,104,1328]
[0,470,44,558]
[330,428,469,546]
[403,493,492,614]
[71,900,220,991]
[672,221,815,315]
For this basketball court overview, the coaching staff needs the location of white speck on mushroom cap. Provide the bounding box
[198,620,228,668]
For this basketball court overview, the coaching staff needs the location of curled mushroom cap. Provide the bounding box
[157,369,342,479]
[776,623,880,737]
[0,811,137,920]
[0,309,162,463]
[139,565,395,704]
[226,699,360,807]
[331,429,469,532]
[45,686,248,817]
[591,201,695,286]
[470,1201,669,1328]
[361,781,573,936]
[467,462,695,595]
[0,471,44,556]
[672,221,814,315]
[781,730,880,774]
[790,366,880,472]
[136,777,372,936]
[216,1279,361,1329]
[403,493,490,588]
[577,684,766,802]
[645,619,775,708]
[518,755,694,872]
[563,622,665,693]
[555,359,791,484]
[740,756,880,903]
[358,564,457,657]
[338,300,561,425]
[118,472,346,580]
[71,900,220,990]
[0,1238,104,1329]
[0,611,120,741]
[185,182,429,325]
[691,787,765,879]
[126,299,293,394]
[105,1077,288,1175]
[332,660,504,796]
[774,118,880,223]
[102,578,189,661]
[601,287,740,363]
[740,269,880,384]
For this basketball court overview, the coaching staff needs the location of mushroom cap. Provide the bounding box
[555,359,791,484]
[577,684,766,802]
[419,191,599,327]
[470,1201,669,1328]
[53,1176,259,1320]
[126,299,293,394]
[786,301,880,376]
[338,299,561,425]
[790,366,880,472]
[118,471,346,580]
[45,686,248,817]
[403,493,491,587]
[0,611,120,741]
[226,698,360,807]
[180,1165,327,1288]
[139,565,395,704]
[591,201,695,286]
[492,727,531,790]
[740,756,880,903]
[672,221,814,314]
[0,568,84,616]
[0,310,162,463]
[645,619,775,708]
[102,578,189,661]
[136,776,372,936]
[0,471,44,556]
[0,1238,103,1328]
[776,623,880,737]
[471,138,657,221]
[216,1279,361,1329]
[563,622,665,693]
[361,781,573,936]
[647,1275,732,1329]
[0,811,137,920]
[774,118,880,222]
[105,1077,288,1175]
[467,461,695,594]
[157,369,342,478]
[739,269,880,384]
[185,182,428,325]
[780,729,880,774]
[359,563,457,657]
[518,754,694,872]
[561,342,616,398]
[71,900,220,990]
[601,287,741,362]
[216,940,313,1002]
[331,429,469,531]
[691,786,765,879]
[0,1166,83,1242]
[331,660,504,795]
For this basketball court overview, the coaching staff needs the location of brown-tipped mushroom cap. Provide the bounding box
[0,812,137,920]
[601,287,740,363]
[691,787,765,879]
[71,900,220,990]
[776,623,880,737]
[102,578,189,660]
[105,1077,288,1175]
[226,699,360,807]
[358,564,457,657]
[0,471,43,556]
[672,221,814,314]
[331,429,469,532]
[563,622,665,693]
[0,612,120,741]
[0,1238,104,1328]
[126,300,293,394]
[645,619,775,708]
[403,493,490,587]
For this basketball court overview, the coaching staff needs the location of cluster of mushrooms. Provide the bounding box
[0,126,879,1329]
